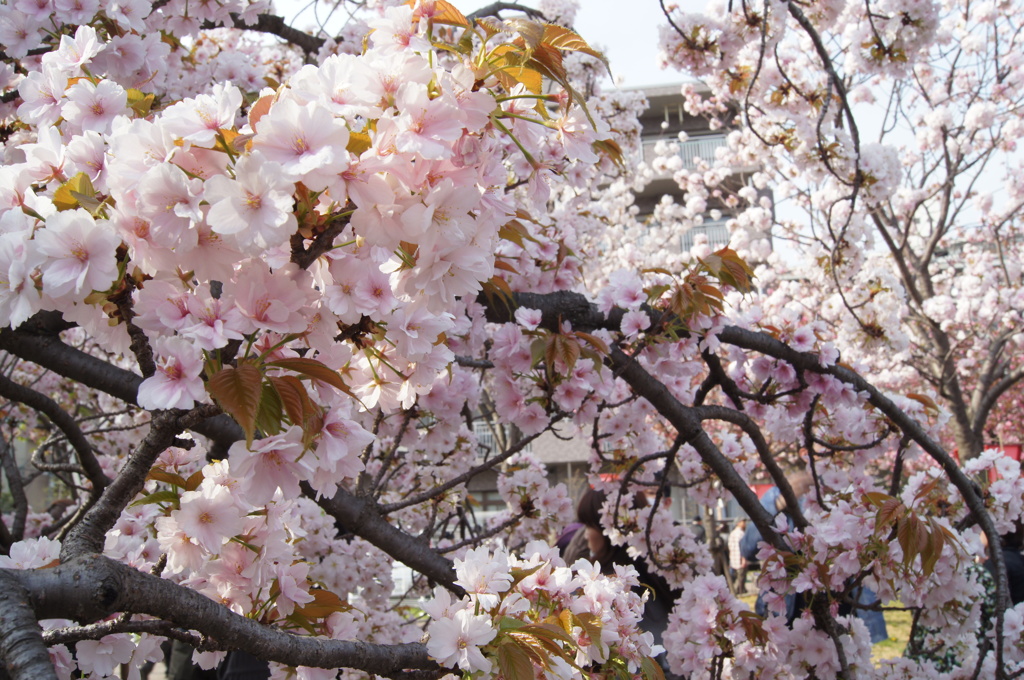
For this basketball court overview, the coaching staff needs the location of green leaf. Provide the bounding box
[255,381,284,437]
[509,563,543,589]
[497,616,530,632]
[207,363,263,444]
[530,337,548,367]
[129,489,181,509]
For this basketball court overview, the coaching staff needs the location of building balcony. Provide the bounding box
[640,133,729,178]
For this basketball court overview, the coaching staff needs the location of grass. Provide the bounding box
[736,592,914,662]
[872,606,913,661]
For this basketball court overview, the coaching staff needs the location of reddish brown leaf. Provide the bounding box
[268,375,312,427]
[267,357,351,395]
[207,363,263,443]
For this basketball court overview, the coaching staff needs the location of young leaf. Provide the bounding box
[207,363,263,444]
[268,375,312,427]
[183,469,205,492]
[546,334,580,373]
[496,639,535,680]
[640,656,667,680]
[540,24,608,66]
[267,357,350,394]
[148,467,189,488]
[129,489,181,509]
[425,0,470,28]
[573,331,609,355]
[897,515,928,567]
[346,130,372,156]
[52,173,96,212]
[494,260,519,275]
[907,392,940,415]
[293,588,351,619]
[255,381,284,437]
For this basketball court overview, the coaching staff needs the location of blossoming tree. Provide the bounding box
[0,1,1022,680]
[659,0,1024,459]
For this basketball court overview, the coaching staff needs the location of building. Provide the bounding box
[631,83,770,254]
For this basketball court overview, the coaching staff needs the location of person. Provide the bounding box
[739,471,813,623]
[690,516,706,544]
[740,470,887,643]
[984,522,1024,606]
[728,518,748,593]
[574,488,679,652]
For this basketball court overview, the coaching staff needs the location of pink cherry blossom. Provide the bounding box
[33,209,121,300]
[426,609,497,674]
[136,336,207,410]
[61,80,126,134]
[251,98,350,192]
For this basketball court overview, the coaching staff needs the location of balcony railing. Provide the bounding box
[641,134,729,176]
[679,219,731,251]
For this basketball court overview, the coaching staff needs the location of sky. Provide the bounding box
[447,0,676,89]
[276,0,683,90]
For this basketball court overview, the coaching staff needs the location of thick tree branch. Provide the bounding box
[60,408,210,559]
[8,555,437,678]
[308,485,464,597]
[0,571,57,680]
[0,321,243,456]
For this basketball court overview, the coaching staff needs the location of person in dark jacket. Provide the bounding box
[574,488,679,651]
[984,522,1024,605]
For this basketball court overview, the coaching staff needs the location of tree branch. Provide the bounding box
[0,374,109,497]
[203,13,326,55]
[0,439,28,543]
[306,485,464,597]
[59,408,213,559]
[605,346,787,551]
[8,555,438,678]
[0,320,243,457]
[0,571,57,680]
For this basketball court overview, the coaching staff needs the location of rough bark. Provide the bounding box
[7,555,437,677]
[0,571,57,680]
[310,485,465,597]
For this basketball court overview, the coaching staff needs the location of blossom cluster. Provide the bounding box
[424,543,662,679]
